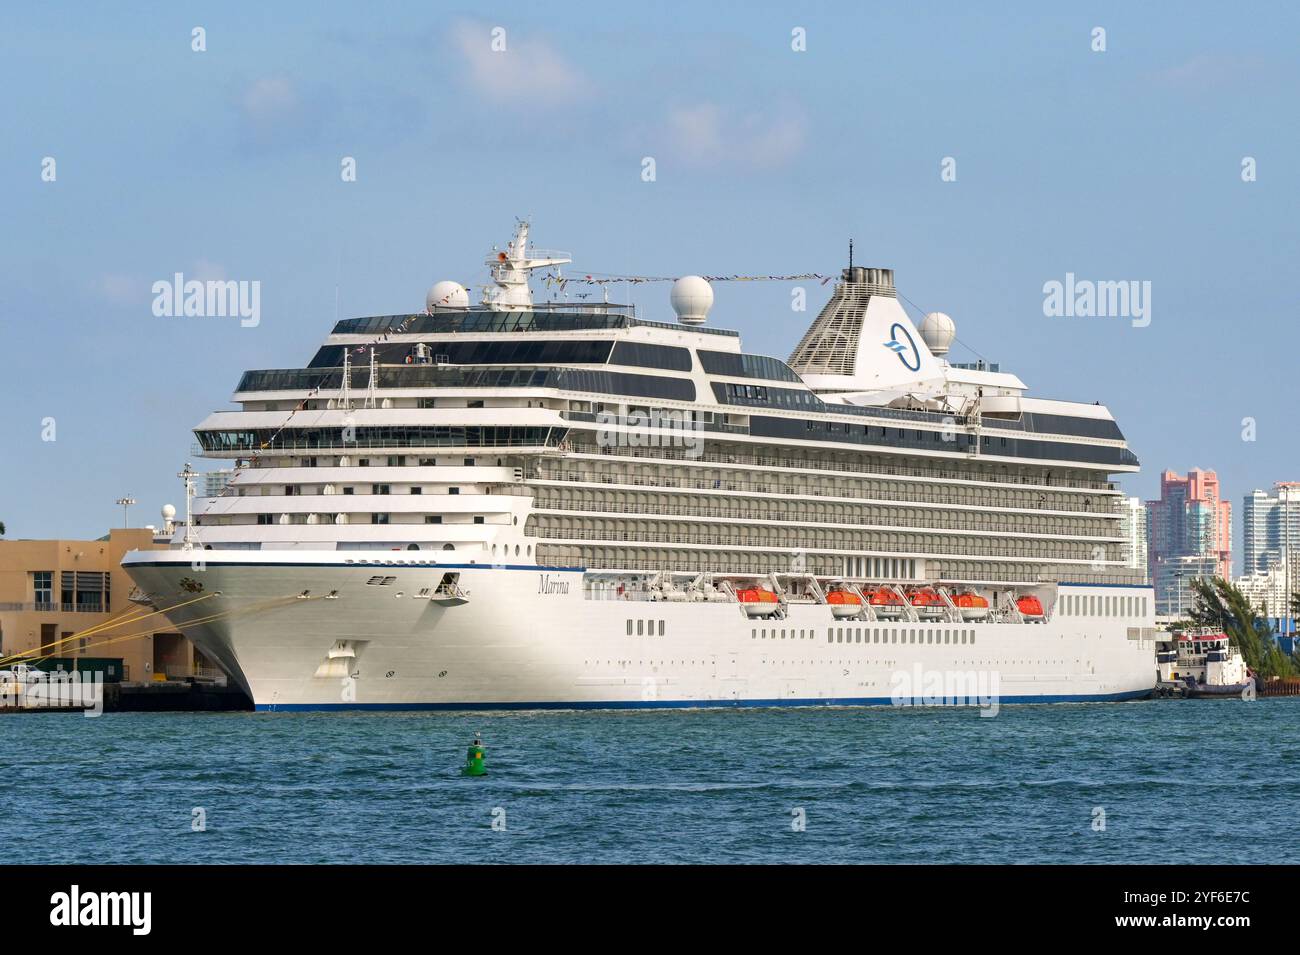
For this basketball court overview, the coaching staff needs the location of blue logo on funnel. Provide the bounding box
[884,323,921,372]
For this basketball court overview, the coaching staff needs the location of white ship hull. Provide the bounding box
[123,552,1156,711]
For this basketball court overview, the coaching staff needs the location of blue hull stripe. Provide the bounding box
[255,688,1152,712]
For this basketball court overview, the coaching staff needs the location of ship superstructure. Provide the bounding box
[124,220,1157,709]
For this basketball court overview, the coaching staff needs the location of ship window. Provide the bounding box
[637,620,644,636]
[627,620,634,636]
[827,628,833,643]
[751,628,756,639]
[425,516,442,524]
[658,621,665,636]
[410,487,423,495]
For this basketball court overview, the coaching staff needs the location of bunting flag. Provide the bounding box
[542,271,828,289]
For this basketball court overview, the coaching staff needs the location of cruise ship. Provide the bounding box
[123,221,1158,710]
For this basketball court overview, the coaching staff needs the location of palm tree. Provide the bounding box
[1190,576,1298,678]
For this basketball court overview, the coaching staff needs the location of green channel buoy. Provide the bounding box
[461,732,487,777]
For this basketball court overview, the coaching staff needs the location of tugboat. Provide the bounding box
[1155,628,1254,698]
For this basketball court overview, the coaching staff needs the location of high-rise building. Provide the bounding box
[1241,483,1300,576]
[1116,496,1148,578]
[201,469,234,499]
[1154,554,1221,618]
[1146,468,1231,615]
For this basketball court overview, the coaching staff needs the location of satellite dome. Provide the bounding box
[426,280,469,312]
[161,504,177,520]
[919,311,956,356]
[670,275,713,325]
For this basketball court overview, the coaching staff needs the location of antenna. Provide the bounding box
[340,350,352,410]
[178,464,200,550]
[364,347,378,409]
[848,239,854,270]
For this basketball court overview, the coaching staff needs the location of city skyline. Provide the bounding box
[3,2,1298,544]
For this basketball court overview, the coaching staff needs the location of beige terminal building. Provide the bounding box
[0,528,215,682]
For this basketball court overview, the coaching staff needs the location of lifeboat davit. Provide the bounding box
[826,588,863,620]
[736,587,780,618]
[953,591,990,621]
[907,587,946,618]
[1016,595,1045,620]
[868,588,905,618]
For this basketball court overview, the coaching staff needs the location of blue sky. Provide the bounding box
[1,2,1297,570]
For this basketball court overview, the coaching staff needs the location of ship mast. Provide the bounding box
[482,219,571,312]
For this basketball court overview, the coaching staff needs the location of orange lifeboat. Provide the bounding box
[736,587,780,618]
[868,587,905,619]
[1016,595,1045,620]
[907,587,946,618]
[953,591,990,621]
[826,588,863,620]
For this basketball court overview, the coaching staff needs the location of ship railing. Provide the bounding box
[544,528,1098,560]
[531,499,1118,535]
[538,470,1114,516]
[561,442,1117,492]
[583,587,657,602]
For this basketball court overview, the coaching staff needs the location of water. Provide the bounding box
[4,699,1298,864]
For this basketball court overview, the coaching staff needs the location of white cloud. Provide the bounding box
[661,101,806,170]
[191,259,229,283]
[449,20,587,104]
[241,76,300,124]
[1151,54,1266,92]
[94,273,140,306]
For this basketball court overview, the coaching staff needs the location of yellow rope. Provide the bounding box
[16,593,318,672]
[0,592,218,667]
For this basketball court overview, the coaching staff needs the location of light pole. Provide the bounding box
[115,496,137,527]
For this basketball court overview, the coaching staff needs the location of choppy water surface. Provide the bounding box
[4,700,1297,863]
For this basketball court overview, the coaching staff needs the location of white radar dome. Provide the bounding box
[161,504,177,520]
[426,280,469,312]
[919,311,956,356]
[670,275,713,325]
